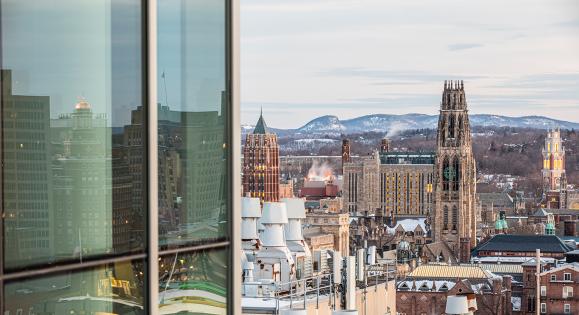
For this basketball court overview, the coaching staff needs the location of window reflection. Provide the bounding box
[157,0,229,248]
[3,260,146,315]
[159,249,228,314]
[1,0,145,269]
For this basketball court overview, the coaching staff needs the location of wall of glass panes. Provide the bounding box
[0,0,237,314]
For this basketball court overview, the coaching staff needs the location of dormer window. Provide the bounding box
[419,283,429,291]
[439,283,449,291]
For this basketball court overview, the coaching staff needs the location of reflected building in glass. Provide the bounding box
[1,0,237,314]
[2,69,53,268]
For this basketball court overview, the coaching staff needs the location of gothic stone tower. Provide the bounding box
[242,111,280,202]
[433,80,477,263]
[542,128,566,192]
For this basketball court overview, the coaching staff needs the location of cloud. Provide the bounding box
[448,43,484,51]
[319,68,488,82]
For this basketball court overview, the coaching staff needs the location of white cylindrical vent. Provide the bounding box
[445,295,469,314]
[261,202,289,247]
[241,218,258,240]
[261,223,286,247]
[367,245,376,265]
[243,261,255,282]
[282,198,307,219]
[285,219,303,241]
[241,197,261,218]
[261,202,288,224]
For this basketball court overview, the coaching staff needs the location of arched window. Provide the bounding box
[452,158,460,191]
[442,157,450,191]
[452,205,458,230]
[448,115,455,138]
[443,205,449,229]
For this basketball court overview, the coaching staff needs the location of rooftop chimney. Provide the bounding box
[241,197,261,240]
[260,202,289,247]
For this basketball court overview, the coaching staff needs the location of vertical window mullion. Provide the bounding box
[146,0,159,314]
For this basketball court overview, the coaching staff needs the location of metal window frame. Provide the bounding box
[0,0,239,313]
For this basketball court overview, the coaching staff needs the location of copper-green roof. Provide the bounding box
[253,110,269,134]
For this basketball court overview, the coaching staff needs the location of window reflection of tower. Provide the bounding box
[52,99,112,257]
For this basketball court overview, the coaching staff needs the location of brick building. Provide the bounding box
[521,262,578,314]
[396,264,513,315]
[242,111,280,202]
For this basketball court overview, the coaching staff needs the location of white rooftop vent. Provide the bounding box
[241,197,261,218]
[281,198,306,219]
[282,198,306,241]
[445,295,469,314]
[261,202,288,224]
[261,202,288,247]
[241,197,262,240]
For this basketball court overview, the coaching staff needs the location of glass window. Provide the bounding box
[540,285,546,296]
[3,260,146,315]
[564,273,571,281]
[564,304,571,314]
[1,0,146,270]
[551,274,556,281]
[157,0,229,249]
[158,248,228,314]
[541,302,546,314]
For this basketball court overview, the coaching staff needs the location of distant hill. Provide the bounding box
[242,113,579,137]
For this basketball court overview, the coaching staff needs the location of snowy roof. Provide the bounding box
[397,280,455,292]
[388,217,427,232]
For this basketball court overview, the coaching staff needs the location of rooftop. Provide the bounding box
[472,234,574,256]
[409,264,493,279]
[253,109,269,134]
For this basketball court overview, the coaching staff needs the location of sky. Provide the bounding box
[241,0,579,129]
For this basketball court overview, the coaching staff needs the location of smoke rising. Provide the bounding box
[306,160,334,181]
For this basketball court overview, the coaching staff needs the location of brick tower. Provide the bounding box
[432,80,477,263]
[242,110,280,202]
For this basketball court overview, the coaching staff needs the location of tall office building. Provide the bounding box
[1,69,53,267]
[432,80,477,263]
[1,1,237,314]
[242,111,280,202]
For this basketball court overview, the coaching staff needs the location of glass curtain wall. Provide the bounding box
[0,0,234,314]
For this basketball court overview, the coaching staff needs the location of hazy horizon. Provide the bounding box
[241,0,579,128]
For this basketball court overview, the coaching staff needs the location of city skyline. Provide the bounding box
[241,0,579,128]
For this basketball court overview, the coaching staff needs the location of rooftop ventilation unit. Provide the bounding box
[241,197,261,240]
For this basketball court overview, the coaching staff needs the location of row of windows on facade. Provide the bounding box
[528,301,573,314]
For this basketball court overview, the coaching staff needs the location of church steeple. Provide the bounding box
[253,107,269,134]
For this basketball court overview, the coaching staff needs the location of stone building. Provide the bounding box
[396,264,513,315]
[342,150,434,220]
[432,80,478,263]
[542,128,566,193]
[304,210,350,255]
[521,262,578,314]
[242,111,280,202]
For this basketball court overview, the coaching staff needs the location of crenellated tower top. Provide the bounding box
[441,80,467,111]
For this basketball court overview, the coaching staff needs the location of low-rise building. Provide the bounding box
[521,262,578,314]
[396,264,513,315]
[472,234,574,260]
